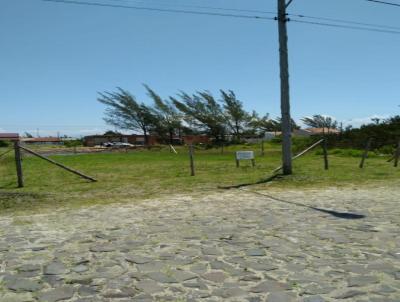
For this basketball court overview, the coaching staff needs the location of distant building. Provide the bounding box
[293,129,313,137]
[306,128,340,135]
[83,134,159,147]
[264,132,281,141]
[83,134,210,147]
[182,135,210,145]
[0,133,20,141]
[22,137,64,145]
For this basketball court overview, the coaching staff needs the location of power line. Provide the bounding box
[40,0,400,34]
[365,0,400,7]
[111,1,400,31]
[109,0,276,15]
[41,0,275,20]
[288,13,400,31]
[290,19,400,34]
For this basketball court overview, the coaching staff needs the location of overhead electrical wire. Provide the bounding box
[109,0,276,15]
[287,13,400,31]
[41,0,400,34]
[290,19,400,34]
[365,0,400,7]
[41,0,275,20]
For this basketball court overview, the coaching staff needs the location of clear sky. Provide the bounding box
[1,0,399,137]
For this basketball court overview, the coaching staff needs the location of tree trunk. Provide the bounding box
[235,121,240,141]
[178,127,182,145]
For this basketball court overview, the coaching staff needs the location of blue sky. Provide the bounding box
[1,0,399,137]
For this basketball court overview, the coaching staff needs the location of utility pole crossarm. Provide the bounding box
[286,0,294,8]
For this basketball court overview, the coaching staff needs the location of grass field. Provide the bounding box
[0,143,398,213]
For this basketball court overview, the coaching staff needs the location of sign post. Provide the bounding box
[235,151,255,167]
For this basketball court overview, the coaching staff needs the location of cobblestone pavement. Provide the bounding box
[0,187,399,302]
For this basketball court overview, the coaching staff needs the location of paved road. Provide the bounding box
[0,187,399,301]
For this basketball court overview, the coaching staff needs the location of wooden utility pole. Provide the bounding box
[277,0,293,175]
[14,141,24,188]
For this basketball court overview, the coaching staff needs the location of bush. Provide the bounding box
[292,137,319,153]
[0,140,9,147]
[315,148,377,158]
[270,137,282,144]
[64,140,82,148]
[376,145,394,155]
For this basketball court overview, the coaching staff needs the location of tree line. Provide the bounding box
[327,116,400,152]
[97,86,399,151]
[98,86,300,145]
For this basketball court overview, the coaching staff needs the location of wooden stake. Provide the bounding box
[169,144,178,154]
[359,138,373,169]
[322,138,329,170]
[261,140,265,156]
[0,148,12,159]
[189,144,195,176]
[394,140,400,168]
[14,141,24,188]
[273,139,324,173]
[19,145,97,182]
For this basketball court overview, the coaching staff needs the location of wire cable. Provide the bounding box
[288,13,400,31]
[41,0,276,20]
[40,0,400,34]
[365,0,400,7]
[95,0,400,31]
[109,0,276,15]
[290,19,400,34]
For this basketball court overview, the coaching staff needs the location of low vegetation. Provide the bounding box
[0,142,398,214]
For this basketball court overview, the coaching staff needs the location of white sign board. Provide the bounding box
[236,151,255,160]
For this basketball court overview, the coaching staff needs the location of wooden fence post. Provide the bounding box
[394,140,400,168]
[14,141,24,188]
[322,138,329,170]
[261,140,265,156]
[189,144,195,176]
[359,138,373,169]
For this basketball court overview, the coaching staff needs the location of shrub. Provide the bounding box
[376,145,394,155]
[0,140,9,147]
[64,140,82,148]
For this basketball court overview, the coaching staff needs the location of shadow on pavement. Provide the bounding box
[240,190,366,220]
[218,174,283,189]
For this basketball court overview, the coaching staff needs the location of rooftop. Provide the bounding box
[0,133,20,141]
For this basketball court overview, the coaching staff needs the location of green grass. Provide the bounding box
[0,144,398,214]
